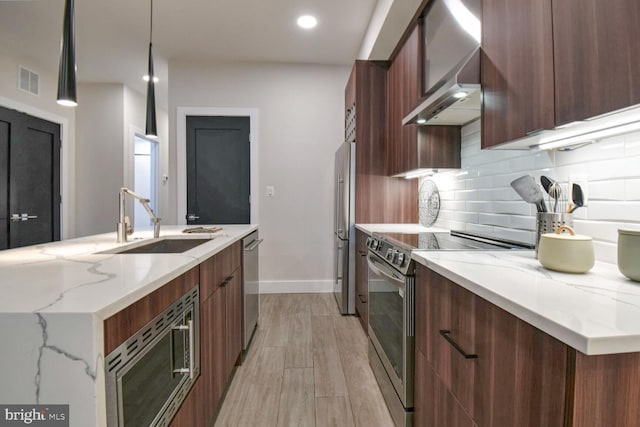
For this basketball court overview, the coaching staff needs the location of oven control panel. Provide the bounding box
[367,235,412,273]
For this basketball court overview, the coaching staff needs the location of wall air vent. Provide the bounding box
[18,65,39,96]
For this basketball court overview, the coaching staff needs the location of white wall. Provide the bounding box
[0,43,76,238]
[75,83,169,237]
[423,120,640,264]
[169,61,350,289]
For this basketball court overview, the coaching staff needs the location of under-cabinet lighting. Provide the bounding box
[534,120,640,151]
[399,169,437,180]
[453,91,468,99]
[416,118,427,124]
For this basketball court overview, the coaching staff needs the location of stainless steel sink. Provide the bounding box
[102,238,213,254]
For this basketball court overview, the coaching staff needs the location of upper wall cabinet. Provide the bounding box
[481,0,555,148]
[348,61,418,223]
[552,0,640,126]
[482,0,640,148]
[387,23,462,176]
[387,25,421,176]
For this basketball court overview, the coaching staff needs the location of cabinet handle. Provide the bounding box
[358,294,367,303]
[220,275,234,287]
[439,330,478,359]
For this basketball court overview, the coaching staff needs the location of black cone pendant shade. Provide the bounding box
[145,0,157,138]
[57,0,77,107]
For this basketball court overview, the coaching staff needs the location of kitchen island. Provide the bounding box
[0,225,257,427]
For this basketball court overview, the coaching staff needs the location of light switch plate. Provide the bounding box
[569,174,588,208]
[266,186,275,197]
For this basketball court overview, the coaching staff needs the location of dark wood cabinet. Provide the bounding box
[224,268,243,376]
[482,0,640,148]
[552,0,640,125]
[199,242,243,425]
[386,24,420,176]
[473,294,567,427]
[415,349,477,427]
[348,61,417,223]
[355,229,369,333]
[386,24,461,175]
[415,264,567,426]
[480,0,555,148]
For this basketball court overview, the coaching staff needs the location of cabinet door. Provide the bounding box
[355,230,369,333]
[553,0,640,125]
[200,287,226,424]
[473,296,567,427]
[387,25,421,175]
[225,268,243,377]
[200,242,242,300]
[417,265,476,417]
[169,377,203,427]
[481,0,555,148]
[415,348,477,427]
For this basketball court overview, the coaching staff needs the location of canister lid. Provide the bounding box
[619,229,640,236]
[542,225,592,241]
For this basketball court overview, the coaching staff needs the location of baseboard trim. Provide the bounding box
[260,280,333,294]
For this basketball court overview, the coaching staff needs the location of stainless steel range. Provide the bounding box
[366,230,532,427]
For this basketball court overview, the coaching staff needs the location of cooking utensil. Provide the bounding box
[550,182,567,214]
[510,175,547,213]
[540,175,554,211]
[569,183,584,213]
[538,225,595,273]
[618,229,640,282]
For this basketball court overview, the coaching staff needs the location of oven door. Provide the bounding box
[367,251,414,408]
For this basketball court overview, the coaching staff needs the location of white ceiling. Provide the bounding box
[0,0,379,103]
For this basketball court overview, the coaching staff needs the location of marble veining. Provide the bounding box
[412,250,640,355]
[35,313,99,404]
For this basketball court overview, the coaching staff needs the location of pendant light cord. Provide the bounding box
[149,0,153,44]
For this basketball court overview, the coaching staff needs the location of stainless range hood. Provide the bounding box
[403,47,480,126]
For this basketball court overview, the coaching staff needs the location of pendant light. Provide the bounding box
[57,0,77,107]
[145,0,158,138]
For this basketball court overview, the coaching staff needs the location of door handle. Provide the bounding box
[186,214,200,221]
[11,213,38,222]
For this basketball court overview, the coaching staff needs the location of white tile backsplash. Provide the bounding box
[421,120,640,264]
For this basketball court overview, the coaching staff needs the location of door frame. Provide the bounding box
[0,96,71,239]
[177,106,259,225]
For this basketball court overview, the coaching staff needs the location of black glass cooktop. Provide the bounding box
[378,231,534,252]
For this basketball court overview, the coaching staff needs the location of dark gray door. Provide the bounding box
[186,116,250,224]
[0,106,61,249]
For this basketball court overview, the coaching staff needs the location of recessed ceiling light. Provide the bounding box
[297,15,317,29]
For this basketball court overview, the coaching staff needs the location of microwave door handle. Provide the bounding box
[171,322,191,376]
[187,319,195,379]
[367,256,405,289]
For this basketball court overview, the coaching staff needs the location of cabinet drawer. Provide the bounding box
[417,265,477,417]
[415,349,477,427]
[200,242,242,299]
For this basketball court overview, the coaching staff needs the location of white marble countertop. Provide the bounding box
[412,250,640,355]
[0,224,257,318]
[355,223,448,235]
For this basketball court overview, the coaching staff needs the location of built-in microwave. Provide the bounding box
[105,286,200,427]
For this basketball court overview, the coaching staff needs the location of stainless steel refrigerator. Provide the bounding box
[333,141,356,314]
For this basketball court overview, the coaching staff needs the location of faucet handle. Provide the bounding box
[124,216,133,235]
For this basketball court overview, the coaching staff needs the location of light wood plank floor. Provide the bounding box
[214,293,394,427]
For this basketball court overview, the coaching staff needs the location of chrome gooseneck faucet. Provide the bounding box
[117,187,161,242]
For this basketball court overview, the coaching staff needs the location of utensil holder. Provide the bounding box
[535,212,573,258]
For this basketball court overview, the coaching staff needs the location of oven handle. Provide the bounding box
[171,319,195,379]
[367,254,406,289]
